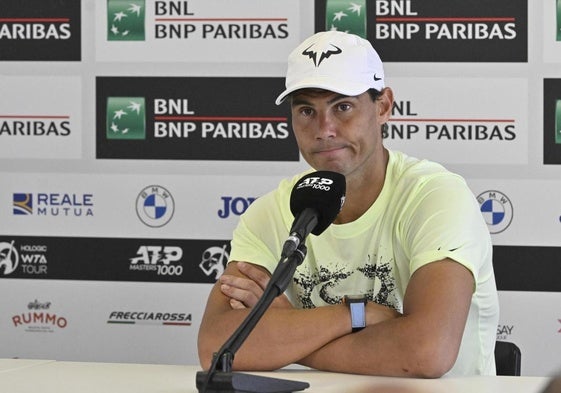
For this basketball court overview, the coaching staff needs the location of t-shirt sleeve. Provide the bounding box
[402,174,492,285]
[228,189,291,275]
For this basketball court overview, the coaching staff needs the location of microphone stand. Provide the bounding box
[196,244,310,393]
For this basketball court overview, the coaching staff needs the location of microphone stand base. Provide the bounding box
[196,370,310,393]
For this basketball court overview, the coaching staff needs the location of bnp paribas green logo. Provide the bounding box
[106,97,146,140]
[555,100,561,145]
[107,0,145,41]
[557,0,561,41]
[326,0,367,38]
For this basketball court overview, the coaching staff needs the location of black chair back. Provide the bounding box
[495,340,521,376]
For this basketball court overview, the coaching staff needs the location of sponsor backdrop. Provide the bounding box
[0,0,560,377]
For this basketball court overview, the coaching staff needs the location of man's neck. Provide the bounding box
[334,148,389,225]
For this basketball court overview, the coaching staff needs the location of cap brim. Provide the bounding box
[275,79,376,105]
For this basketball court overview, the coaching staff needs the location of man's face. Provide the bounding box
[290,89,389,179]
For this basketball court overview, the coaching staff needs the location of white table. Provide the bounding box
[0,359,553,393]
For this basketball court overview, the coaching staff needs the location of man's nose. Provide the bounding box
[316,112,337,139]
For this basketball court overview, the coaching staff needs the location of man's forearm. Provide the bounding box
[198,302,352,371]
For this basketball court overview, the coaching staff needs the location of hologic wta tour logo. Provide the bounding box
[107,0,145,41]
[477,190,513,234]
[0,240,48,277]
[106,97,146,140]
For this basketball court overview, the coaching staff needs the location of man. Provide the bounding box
[198,31,499,377]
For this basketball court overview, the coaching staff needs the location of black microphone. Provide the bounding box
[281,171,346,258]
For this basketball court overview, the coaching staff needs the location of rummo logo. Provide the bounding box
[12,300,67,332]
[199,244,229,280]
[12,193,94,217]
[129,245,184,276]
[107,0,145,41]
[106,97,146,139]
[0,0,81,61]
[136,185,175,227]
[477,190,513,234]
[0,240,48,276]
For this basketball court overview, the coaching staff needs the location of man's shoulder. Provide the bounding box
[389,150,460,180]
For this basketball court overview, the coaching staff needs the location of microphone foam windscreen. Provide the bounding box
[290,171,346,235]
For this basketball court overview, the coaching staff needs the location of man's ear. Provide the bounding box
[378,87,394,122]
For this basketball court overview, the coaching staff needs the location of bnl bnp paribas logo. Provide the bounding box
[477,190,513,234]
[107,0,145,41]
[325,0,367,37]
[106,97,146,140]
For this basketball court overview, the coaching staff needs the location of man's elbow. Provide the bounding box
[409,343,457,378]
[197,332,216,370]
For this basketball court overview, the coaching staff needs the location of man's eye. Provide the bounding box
[338,103,351,111]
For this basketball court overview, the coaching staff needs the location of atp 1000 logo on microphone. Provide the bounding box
[297,176,334,191]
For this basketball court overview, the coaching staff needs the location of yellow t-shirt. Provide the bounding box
[229,150,499,376]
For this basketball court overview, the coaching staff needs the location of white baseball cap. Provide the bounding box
[275,31,385,105]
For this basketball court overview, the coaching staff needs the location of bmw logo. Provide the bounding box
[477,190,513,234]
[136,185,175,228]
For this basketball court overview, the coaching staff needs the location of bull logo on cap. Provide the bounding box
[302,43,342,67]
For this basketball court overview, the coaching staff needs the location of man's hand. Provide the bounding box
[219,261,293,309]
